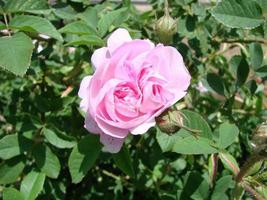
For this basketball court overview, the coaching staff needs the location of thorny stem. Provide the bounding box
[3,13,10,36]
[214,38,267,45]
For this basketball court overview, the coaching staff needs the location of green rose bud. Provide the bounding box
[155,0,177,44]
[156,109,183,134]
[251,122,267,155]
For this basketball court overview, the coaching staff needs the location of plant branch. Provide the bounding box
[241,182,266,200]
[236,154,266,183]
[214,38,267,45]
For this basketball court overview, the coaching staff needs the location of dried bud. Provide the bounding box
[251,122,267,154]
[155,0,177,44]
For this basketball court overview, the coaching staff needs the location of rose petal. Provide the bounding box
[91,47,109,70]
[130,118,156,135]
[100,133,124,153]
[84,112,102,134]
[107,28,132,54]
[78,76,92,112]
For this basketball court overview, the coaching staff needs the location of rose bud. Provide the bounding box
[155,0,177,44]
[251,122,267,154]
[156,109,182,134]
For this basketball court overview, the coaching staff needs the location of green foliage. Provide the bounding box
[68,135,101,183]
[211,0,264,29]
[0,32,33,76]
[0,0,267,199]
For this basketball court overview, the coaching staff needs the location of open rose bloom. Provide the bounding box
[78,28,191,153]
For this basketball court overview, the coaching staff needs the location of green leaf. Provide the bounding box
[77,7,98,29]
[0,156,25,184]
[0,32,33,76]
[255,0,267,13]
[211,0,264,29]
[0,134,31,160]
[53,6,77,20]
[157,110,216,154]
[211,175,234,200]
[10,15,63,41]
[181,110,213,139]
[43,127,76,149]
[219,151,240,175]
[68,135,101,183]
[4,0,49,14]
[97,7,128,36]
[20,171,46,200]
[0,134,20,159]
[66,35,104,46]
[256,65,267,72]
[237,58,250,86]
[179,171,209,200]
[172,136,218,155]
[249,43,263,70]
[156,129,180,152]
[32,144,61,179]
[59,21,97,35]
[218,122,239,149]
[112,145,135,177]
[3,188,24,200]
[207,73,225,96]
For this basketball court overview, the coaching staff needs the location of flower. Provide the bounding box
[78,28,191,153]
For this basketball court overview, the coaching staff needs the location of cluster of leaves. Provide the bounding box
[0,0,266,199]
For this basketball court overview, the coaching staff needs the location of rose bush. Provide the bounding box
[79,28,191,152]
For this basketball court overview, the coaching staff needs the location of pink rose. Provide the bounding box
[78,28,191,153]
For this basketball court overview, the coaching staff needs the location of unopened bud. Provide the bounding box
[251,122,267,154]
[156,109,183,134]
[155,0,177,44]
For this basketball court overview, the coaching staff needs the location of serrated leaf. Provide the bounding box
[77,7,98,28]
[0,134,31,160]
[59,21,97,35]
[249,43,263,70]
[218,122,239,149]
[211,0,264,29]
[156,129,181,152]
[0,32,33,76]
[0,134,20,159]
[0,156,25,184]
[68,135,101,183]
[43,128,76,149]
[97,7,128,36]
[4,0,49,14]
[10,15,63,41]
[3,188,24,200]
[172,136,218,154]
[53,6,77,20]
[32,144,61,179]
[211,175,234,200]
[181,110,213,139]
[66,35,104,46]
[112,145,135,177]
[20,171,46,200]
